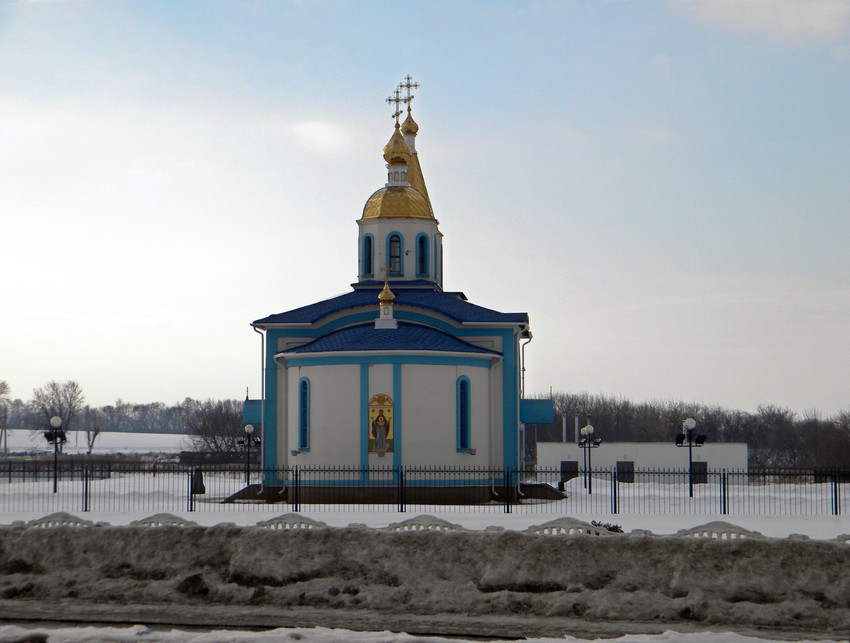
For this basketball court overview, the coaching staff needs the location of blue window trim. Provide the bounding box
[298,377,311,451]
[386,232,404,276]
[415,233,429,278]
[362,234,374,278]
[456,376,472,452]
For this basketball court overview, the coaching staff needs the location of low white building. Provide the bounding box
[536,441,748,480]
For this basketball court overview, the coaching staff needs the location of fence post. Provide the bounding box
[397,466,406,513]
[187,471,195,512]
[720,469,728,515]
[503,468,512,514]
[611,468,618,514]
[832,470,840,516]
[81,467,90,512]
[292,466,300,513]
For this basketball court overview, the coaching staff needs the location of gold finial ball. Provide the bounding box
[378,281,396,304]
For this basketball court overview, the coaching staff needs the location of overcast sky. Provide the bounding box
[1,0,848,418]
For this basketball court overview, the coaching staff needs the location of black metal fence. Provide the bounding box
[0,462,845,517]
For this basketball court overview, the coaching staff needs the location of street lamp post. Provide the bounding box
[237,424,261,488]
[242,424,254,487]
[578,419,602,494]
[675,417,706,498]
[44,416,66,494]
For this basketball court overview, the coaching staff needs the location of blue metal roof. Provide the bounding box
[281,322,502,356]
[254,287,528,326]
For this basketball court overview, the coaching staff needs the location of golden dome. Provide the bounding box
[378,280,395,304]
[382,124,411,165]
[361,186,433,220]
[401,110,419,136]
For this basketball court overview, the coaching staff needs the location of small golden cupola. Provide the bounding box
[375,279,398,329]
[401,110,419,137]
[383,123,411,167]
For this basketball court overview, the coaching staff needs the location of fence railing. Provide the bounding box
[0,462,845,517]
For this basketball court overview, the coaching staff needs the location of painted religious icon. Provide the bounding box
[368,394,394,454]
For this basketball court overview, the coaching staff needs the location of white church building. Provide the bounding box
[246,79,548,499]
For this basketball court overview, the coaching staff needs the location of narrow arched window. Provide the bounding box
[362,235,374,278]
[298,378,310,450]
[388,234,402,275]
[416,234,429,277]
[457,377,471,451]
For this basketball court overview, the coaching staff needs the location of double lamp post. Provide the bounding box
[43,415,67,494]
[675,417,706,498]
[237,424,261,487]
[577,416,602,494]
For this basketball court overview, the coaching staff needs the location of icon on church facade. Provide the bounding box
[368,394,394,454]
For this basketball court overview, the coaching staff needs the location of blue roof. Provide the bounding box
[281,322,502,356]
[254,287,528,326]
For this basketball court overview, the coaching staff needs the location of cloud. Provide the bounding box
[288,120,349,154]
[679,0,850,46]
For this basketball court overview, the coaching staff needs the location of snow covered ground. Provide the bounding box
[0,468,850,538]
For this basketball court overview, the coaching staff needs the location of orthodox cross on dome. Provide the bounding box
[386,87,403,125]
[400,74,420,111]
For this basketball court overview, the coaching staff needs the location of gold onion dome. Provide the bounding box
[378,281,395,304]
[382,124,411,165]
[401,111,419,136]
[361,186,432,220]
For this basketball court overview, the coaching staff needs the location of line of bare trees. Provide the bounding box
[532,391,850,469]
[0,380,243,454]
[3,379,848,466]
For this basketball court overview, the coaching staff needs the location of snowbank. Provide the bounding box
[0,624,841,643]
[0,520,847,639]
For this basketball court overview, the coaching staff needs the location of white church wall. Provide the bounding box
[401,364,455,466]
[459,333,502,353]
[401,364,491,467]
[275,362,289,464]
[484,358,505,468]
[287,364,361,467]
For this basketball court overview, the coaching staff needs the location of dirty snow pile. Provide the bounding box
[0,522,848,640]
[0,624,845,643]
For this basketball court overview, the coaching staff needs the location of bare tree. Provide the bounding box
[77,406,103,454]
[183,398,243,453]
[31,380,85,452]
